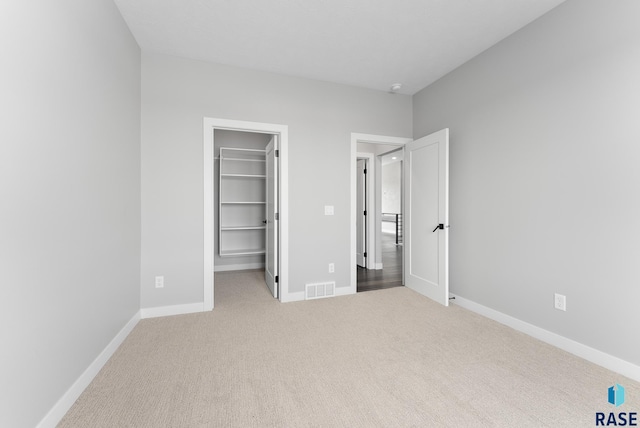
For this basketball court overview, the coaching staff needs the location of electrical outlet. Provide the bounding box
[155,276,164,289]
[328,263,335,273]
[554,293,566,311]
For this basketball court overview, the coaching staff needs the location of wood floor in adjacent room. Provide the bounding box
[357,232,403,292]
[60,270,639,427]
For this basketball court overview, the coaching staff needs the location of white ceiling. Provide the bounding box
[114,0,565,95]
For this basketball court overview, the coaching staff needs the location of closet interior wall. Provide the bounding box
[214,129,272,272]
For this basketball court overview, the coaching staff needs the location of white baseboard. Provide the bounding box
[37,311,141,428]
[451,293,640,382]
[140,302,205,319]
[335,285,356,297]
[364,263,383,270]
[214,262,265,272]
[280,290,305,303]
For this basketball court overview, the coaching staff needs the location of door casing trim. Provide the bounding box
[350,133,412,293]
[204,117,289,309]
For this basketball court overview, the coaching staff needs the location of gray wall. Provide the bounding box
[413,0,640,366]
[141,52,412,308]
[382,161,402,214]
[0,1,141,426]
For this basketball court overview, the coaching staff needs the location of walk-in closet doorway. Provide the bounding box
[203,118,289,309]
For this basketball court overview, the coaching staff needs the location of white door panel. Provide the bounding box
[404,129,449,306]
[265,136,278,298]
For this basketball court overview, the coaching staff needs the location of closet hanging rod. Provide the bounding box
[219,147,266,152]
[214,156,265,162]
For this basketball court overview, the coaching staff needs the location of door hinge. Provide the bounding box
[275,276,279,283]
[364,168,367,174]
[275,150,279,157]
[364,210,366,216]
[275,213,279,221]
[364,252,367,258]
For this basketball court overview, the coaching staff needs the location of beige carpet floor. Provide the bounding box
[60,270,639,427]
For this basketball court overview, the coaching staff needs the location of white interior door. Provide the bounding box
[356,159,366,267]
[265,136,278,298]
[404,129,449,306]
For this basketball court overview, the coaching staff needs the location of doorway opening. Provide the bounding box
[356,147,405,292]
[204,118,289,309]
[359,149,404,291]
[350,133,412,294]
[351,129,450,305]
[214,129,277,303]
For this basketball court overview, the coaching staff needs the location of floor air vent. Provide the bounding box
[305,282,336,300]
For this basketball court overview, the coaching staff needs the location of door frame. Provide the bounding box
[350,133,412,293]
[204,117,289,309]
[356,153,373,268]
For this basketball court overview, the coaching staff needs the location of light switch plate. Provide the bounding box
[324,205,334,215]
